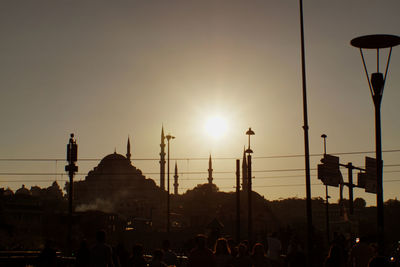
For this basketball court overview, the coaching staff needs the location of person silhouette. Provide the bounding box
[91,230,114,267]
[188,234,216,267]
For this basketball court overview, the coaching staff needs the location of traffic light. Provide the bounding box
[67,133,78,164]
[318,154,343,187]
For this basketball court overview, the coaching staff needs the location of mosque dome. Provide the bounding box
[4,187,14,196]
[99,152,129,167]
[88,151,142,177]
[15,184,30,195]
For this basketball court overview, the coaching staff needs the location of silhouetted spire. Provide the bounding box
[174,162,179,195]
[242,147,248,191]
[160,125,166,190]
[208,154,213,184]
[126,136,131,161]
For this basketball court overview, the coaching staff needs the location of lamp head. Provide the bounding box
[245,148,253,154]
[371,72,384,96]
[166,134,175,141]
[246,128,255,136]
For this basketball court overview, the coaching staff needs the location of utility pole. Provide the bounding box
[245,128,254,244]
[321,134,330,245]
[236,159,240,243]
[65,133,78,256]
[299,1,313,264]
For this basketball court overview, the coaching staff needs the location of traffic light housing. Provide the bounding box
[67,133,78,164]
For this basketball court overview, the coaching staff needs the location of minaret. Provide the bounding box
[126,136,131,161]
[208,154,213,184]
[160,126,166,190]
[242,148,248,191]
[174,162,179,195]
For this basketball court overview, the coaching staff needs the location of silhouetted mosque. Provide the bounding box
[73,137,164,223]
[71,127,227,229]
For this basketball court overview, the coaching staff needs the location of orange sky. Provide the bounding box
[0,0,399,206]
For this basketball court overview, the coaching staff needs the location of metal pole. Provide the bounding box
[167,138,170,233]
[65,134,77,256]
[325,185,330,244]
[247,154,252,245]
[299,0,313,264]
[236,159,240,243]
[348,163,354,215]
[375,102,384,255]
[67,170,73,255]
[321,134,329,245]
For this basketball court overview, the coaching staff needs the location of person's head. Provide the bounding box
[195,234,207,249]
[252,243,265,257]
[153,249,164,261]
[96,230,106,243]
[214,238,230,255]
[238,243,248,257]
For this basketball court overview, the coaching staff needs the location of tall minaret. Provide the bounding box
[174,162,179,195]
[242,148,248,191]
[126,136,131,161]
[160,126,166,190]
[208,154,213,184]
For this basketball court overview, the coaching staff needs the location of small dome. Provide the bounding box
[15,184,30,195]
[4,187,14,196]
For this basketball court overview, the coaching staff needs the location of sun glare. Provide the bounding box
[204,116,228,139]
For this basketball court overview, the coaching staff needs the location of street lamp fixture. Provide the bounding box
[351,34,400,255]
[245,127,254,243]
[245,128,255,154]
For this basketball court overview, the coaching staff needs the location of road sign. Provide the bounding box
[365,157,377,194]
[357,172,367,188]
[318,154,343,187]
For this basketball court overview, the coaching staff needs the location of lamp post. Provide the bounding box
[65,133,78,256]
[166,133,175,233]
[351,34,400,255]
[321,134,330,244]
[298,1,313,263]
[245,127,254,244]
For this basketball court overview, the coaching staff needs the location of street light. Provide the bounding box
[65,133,78,256]
[245,127,254,244]
[165,133,175,233]
[321,134,330,244]
[351,34,400,255]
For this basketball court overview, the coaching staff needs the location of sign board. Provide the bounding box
[357,172,366,188]
[317,154,343,187]
[365,157,377,194]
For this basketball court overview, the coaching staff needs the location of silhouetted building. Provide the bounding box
[73,138,165,229]
[126,136,131,161]
[0,183,65,249]
[207,155,213,184]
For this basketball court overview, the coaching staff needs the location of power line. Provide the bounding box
[0,149,399,162]
[1,164,400,177]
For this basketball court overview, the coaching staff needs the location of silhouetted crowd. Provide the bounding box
[37,230,399,267]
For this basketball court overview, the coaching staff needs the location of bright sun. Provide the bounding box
[204,116,228,139]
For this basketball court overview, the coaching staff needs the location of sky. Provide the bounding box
[0,0,399,206]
